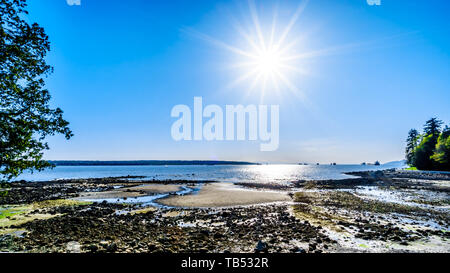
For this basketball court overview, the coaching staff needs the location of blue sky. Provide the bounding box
[26,0,450,163]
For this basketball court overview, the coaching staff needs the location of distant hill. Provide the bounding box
[383,160,407,167]
[48,160,257,166]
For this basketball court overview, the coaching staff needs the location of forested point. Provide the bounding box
[405,118,450,171]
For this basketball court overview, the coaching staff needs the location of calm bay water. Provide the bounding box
[14,162,405,183]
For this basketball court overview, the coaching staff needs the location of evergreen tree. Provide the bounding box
[431,125,450,171]
[413,118,442,170]
[423,118,443,137]
[405,129,419,166]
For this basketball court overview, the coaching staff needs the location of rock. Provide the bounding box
[86,244,98,253]
[106,242,117,252]
[66,241,81,253]
[370,170,384,179]
[291,247,306,253]
[255,240,268,253]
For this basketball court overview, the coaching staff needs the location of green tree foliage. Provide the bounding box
[414,134,437,170]
[0,0,72,181]
[406,118,449,171]
[423,117,443,136]
[405,129,419,166]
[431,126,450,171]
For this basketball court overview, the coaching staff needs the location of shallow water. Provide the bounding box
[81,185,201,208]
[14,163,404,183]
[347,186,450,211]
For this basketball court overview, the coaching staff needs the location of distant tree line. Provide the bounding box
[406,118,450,171]
[48,160,256,166]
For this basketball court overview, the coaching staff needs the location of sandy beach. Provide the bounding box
[158,183,291,208]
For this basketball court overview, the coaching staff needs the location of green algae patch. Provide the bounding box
[292,192,350,232]
[293,204,348,233]
[130,207,157,215]
[0,205,28,220]
[0,209,15,220]
[32,199,92,209]
[0,199,91,234]
[1,205,51,228]
[0,204,53,235]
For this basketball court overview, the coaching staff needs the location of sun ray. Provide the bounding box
[275,70,307,101]
[282,44,355,61]
[231,20,263,54]
[280,63,311,77]
[270,72,281,96]
[181,27,257,59]
[282,31,419,62]
[249,71,263,91]
[248,0,267,51]
[259,74,269,104]
[225,68,260,90]
[277,0,309,47]
[268,2,279,49]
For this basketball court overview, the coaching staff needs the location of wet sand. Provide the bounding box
[76,184,183,200]
[158,183,291,208]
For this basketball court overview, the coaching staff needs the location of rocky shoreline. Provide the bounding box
[0,170,449,253]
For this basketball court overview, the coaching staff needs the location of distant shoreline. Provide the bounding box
[48,160,258,166]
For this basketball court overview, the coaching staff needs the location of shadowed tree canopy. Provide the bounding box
[405,129,419,166]
[414,134,436,170]
[0,0,72,181]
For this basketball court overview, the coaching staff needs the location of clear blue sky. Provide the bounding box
[26,0,450,163]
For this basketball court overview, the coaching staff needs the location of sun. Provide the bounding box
[254,48,282,75]
[223,0,311,100]
[183,0,311,101]
[232,39,298,100]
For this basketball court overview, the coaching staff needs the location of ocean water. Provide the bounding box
[14,162,405,183]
